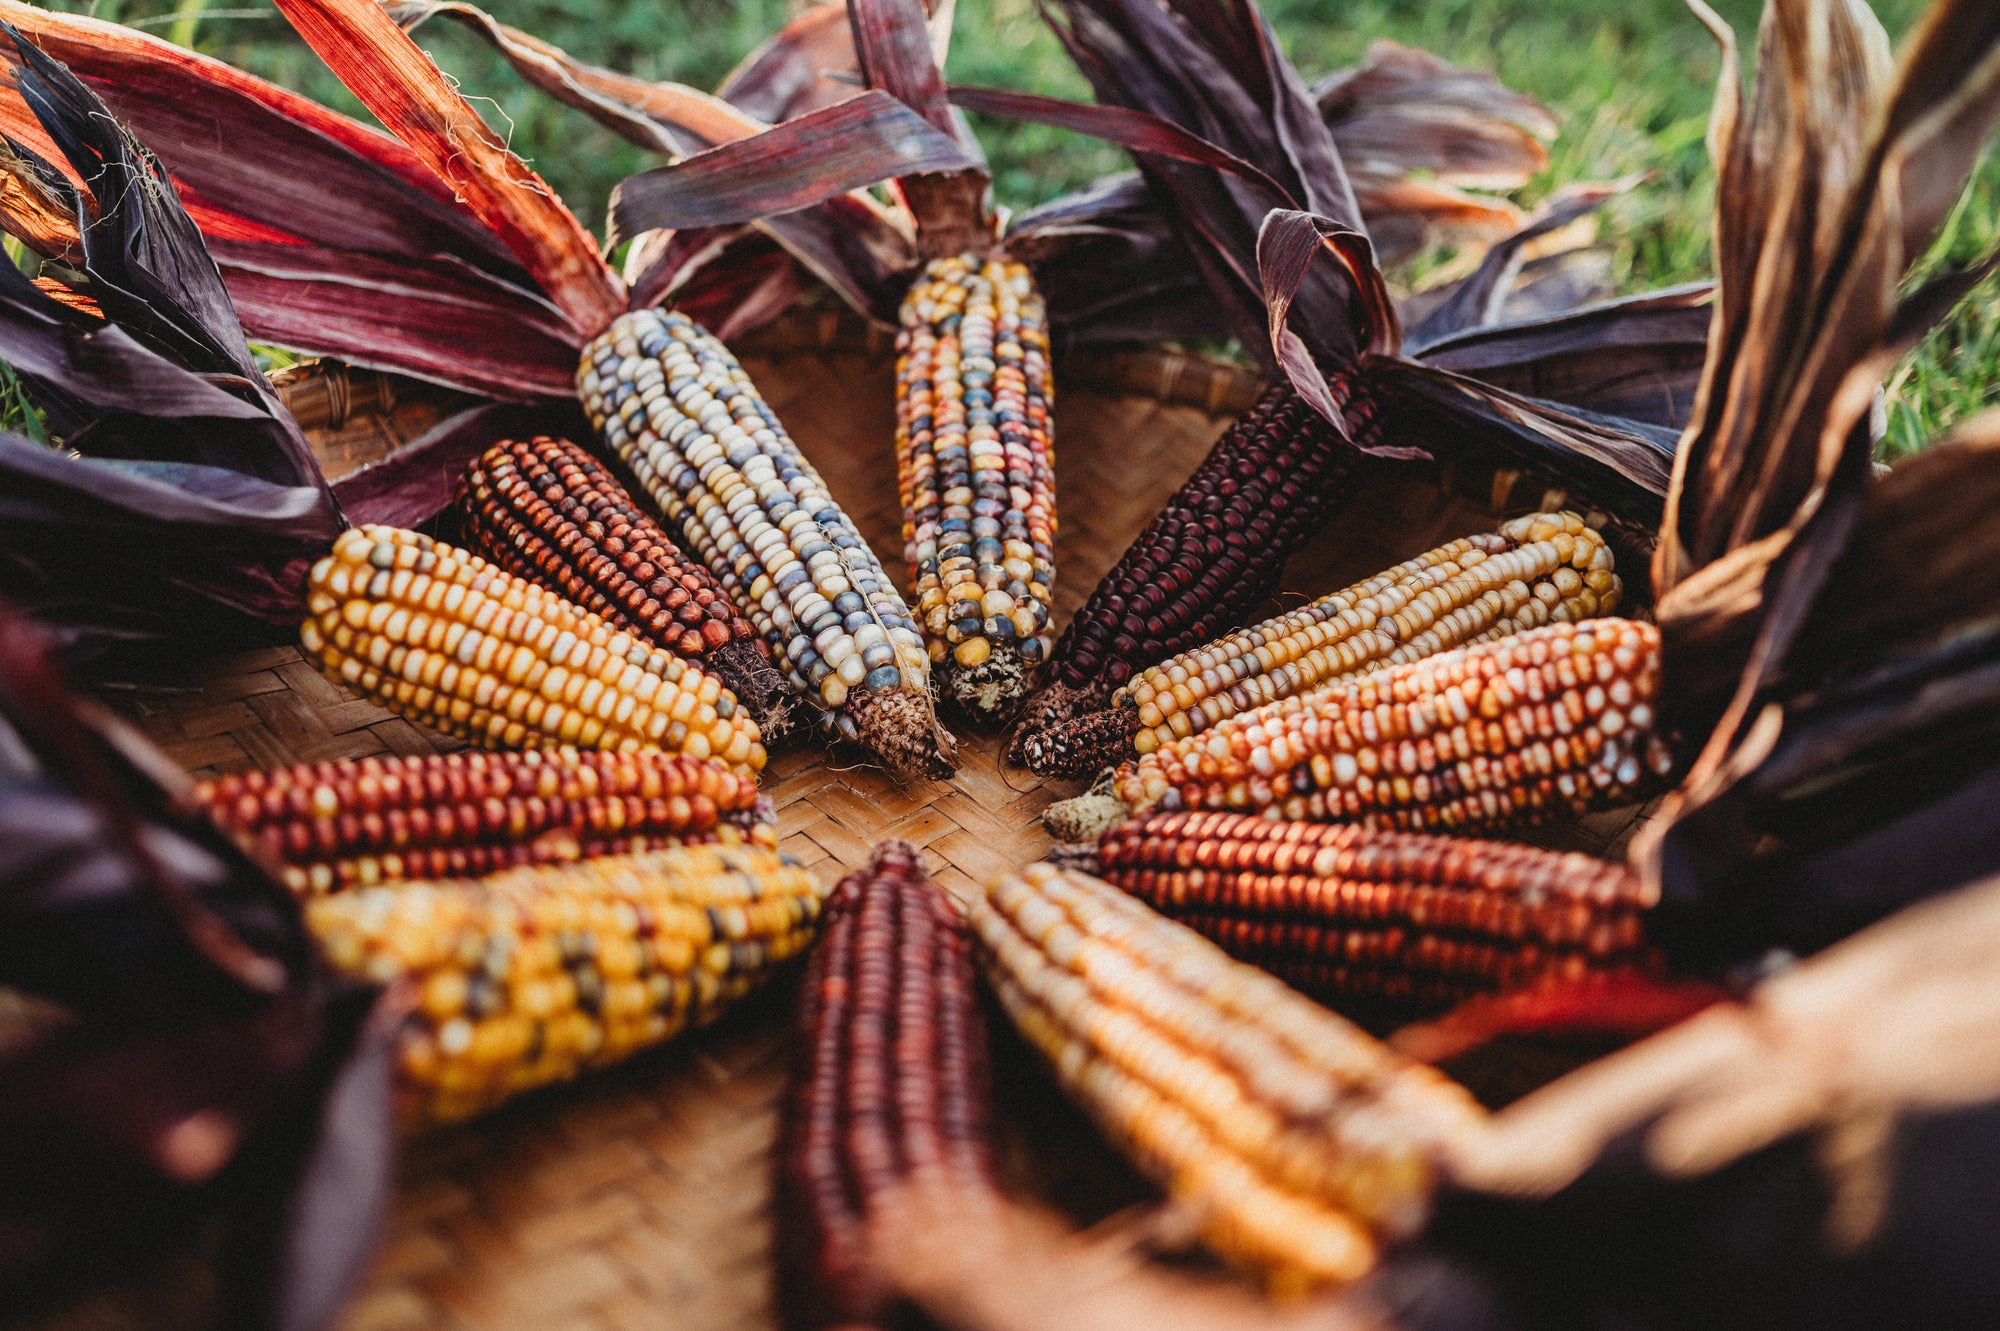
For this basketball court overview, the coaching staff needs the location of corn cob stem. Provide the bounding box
[301,526,765,776]
[309,843,822,1126]
[1007,384,1360,759]
[970,863,1484,1295]
[1020,513,1621,779]
[1047,619,1673,843]
[195,749,774,895]
[781,840,998,1330]
[455,436,795,739]
[1093,811,1656,1014]
[579,310,955,781]
[898,255,1058,724]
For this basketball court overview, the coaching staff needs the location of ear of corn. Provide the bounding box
[897,255,1058,723]
[1019,513,1621,779]
[1055,619,1671,841]
[455,436,795,739]
[781,840,997,1329]
[309,843,822,1126]
[195,749,775,895]
[301,526,766,777]
[579,310,955,781]
[1008,384,1359,758]
[1093,811,1657,1014]
[970,862,1484,1295]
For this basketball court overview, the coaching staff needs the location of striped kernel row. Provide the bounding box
[897,254,1057,721]
[309,844,822,1126]
[454,436,795,738]
[195,749,774,895]
[1018,513,1619,779]
[580,310,954,780]
[1007,384,1360,758]
[301,526,764,777]
[781,840,997,1329]
[1099,619,1673,838]
[970,863,1485,1295]
[1094,811,1655,1013]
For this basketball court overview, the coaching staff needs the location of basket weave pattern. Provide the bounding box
[62,328,1653,1331]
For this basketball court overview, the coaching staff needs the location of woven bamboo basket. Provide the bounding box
[21,309,1659,1331]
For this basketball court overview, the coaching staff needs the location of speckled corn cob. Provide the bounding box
[579,310,954,780]
[455,437,795,738]
[1094,811,1655,1014]
[781,841,997,1329]
[309,843,822,1125]
[897,255,1057,723]
[1020,513,1619,779]
[1007,385,1359,759]
[970,862,1484,1295]
[195,749,775,895]
[1064,619,1672,841]
[302,526,764,777]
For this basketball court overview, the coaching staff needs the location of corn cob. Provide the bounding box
[1093,811,1656,1014]
[1020,513,1620,779]
[579,310,955,780]
[897,255,1057,723]
[1007,385,1359,759]
[309,843,822,1125]
[781,840,998,1329]
[1047,619,1672,842]
[301,526,765,777]
[455,436,795,739]
[970,862,1484,1294]
[195,749,775,895]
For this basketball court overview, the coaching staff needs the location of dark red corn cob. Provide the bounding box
[1016,705,1140,781]
[1008,384,1361,759]
[455,436,795,738]
[780,840,998,1330]
[1093,811,1657,1016]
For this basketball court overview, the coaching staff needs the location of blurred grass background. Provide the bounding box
[47,0,2000,456]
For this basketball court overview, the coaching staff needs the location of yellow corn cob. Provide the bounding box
[1088,619,1672,838]
[579,310,954,780]
[897,255,1057,721]
[1020,513,1619,778]
[310,843,822,1125]
[970,862,1484,1295]
[195,749,775,895]
[301,526,764,777]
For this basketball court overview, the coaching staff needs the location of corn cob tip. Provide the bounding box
[942,640,1037,727]
[1040,841,1103,873]
[1018,704,1140,779]
[851,687,959,782]
[708,639,799,743]
[1041,787,1128,844]
[1003,680,1112,765]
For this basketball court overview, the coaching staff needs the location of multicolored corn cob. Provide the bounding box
[301,526,765,777]
[897,255,1057,723]
[1048,619,1672,842]
[1007,385,1359,759]
[1093,811,1656,1014]
[309,843,822,1125]
[970,863,1484,1294]
[580,310,954,780]
[455,436,795,739]
[781,841,998,1329]
[1020,513,1620,779]
[195,749,775,895]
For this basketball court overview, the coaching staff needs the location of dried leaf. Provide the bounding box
[268,0,623,334]
[607,90,980,245]
[719,0,862,123]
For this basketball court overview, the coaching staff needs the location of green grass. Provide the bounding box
[43,0,2000,455]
